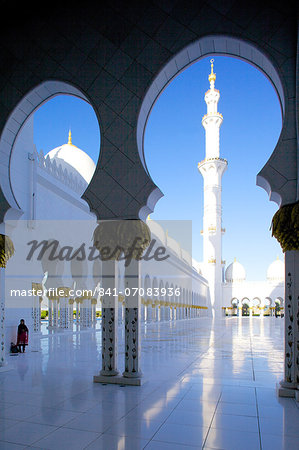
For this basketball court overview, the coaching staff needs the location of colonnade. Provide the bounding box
[31,283,97,332]
[47,294,97,330]
[93,258,209,385]
[140,300,206,322]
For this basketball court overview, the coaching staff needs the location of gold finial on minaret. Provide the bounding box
[208,59,216,85]
[68,130,72,145]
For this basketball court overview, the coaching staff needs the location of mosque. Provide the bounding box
[0,60,284,361]
[0,4,297,447]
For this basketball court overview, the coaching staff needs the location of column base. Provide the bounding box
[94,374,144,386]
[277,380,298,398]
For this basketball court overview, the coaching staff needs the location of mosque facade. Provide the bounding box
[0,61,284,365]
[2,114,211,357]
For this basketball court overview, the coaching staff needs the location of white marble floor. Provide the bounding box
[0,316,298,449]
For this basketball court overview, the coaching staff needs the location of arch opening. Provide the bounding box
[138,35,285,215]
[141,35,283,284]
[0,80,100,223]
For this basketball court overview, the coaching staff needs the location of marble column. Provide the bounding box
[165,303,170,321]
[76,300,80,324]
[141,299,146,322]
[87,299,92,327]
[156,303,160,322]
[47,296,59,329]
[48,299,53,327]
[173,305,176,320]
[69,300,74,327]
[278,251,299,399]
[58,288,70,329]
[0,268,5,366]
[91,299,97,324]
[52,299,59,328]
[96,259,119,378]
[59,297,68,329]
[123,258,142,382]
[160,303,165,321]
[118,296,123,325]
[152,304,156,321]
[32,283,42,333]
[146,301,152,322]
[80,299,87,328]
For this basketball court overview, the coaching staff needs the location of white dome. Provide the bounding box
[225,259,246,283]
[267,258,284,282]
[45,131,96,185]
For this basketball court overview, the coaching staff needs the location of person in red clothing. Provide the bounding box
[17,319,28,353]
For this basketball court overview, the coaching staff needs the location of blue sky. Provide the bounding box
[34,56,283,281]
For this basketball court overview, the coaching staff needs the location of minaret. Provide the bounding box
[198,59,227,317]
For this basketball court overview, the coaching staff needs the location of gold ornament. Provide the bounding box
[271,200,299,252]
[93,219,151,260]
[0,234,14,268]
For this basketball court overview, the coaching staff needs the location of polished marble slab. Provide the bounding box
[0,316,297,449]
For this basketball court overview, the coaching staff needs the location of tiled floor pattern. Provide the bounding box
[0,316,298,449]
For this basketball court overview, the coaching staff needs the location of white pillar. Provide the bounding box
[118,297,123,325]
[99,259,119,377]
[152,304,157,321]
[59,296,69,329]
[69,300,74,327]
[156,304,160,322]
[278,251,299,399]
[80,299,88,328]
[141,301,146,322]
[87,299,92,327]
[91,300,97,324]
[146,302,152,322]
[165,304,170,321]
[123,258,142,380]
[48,299,53,327]
[32,287,41,333]
[0,268,5,366]
[50,298,59,328]
[159,304,164,321]
[76,300,80,324]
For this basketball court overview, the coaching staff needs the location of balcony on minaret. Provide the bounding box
[208,225,216,234]
[201,111,223,127]
[197,158,228,178]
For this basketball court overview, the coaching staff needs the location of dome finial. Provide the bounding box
[68,129,72,145]
[208,58,216,87]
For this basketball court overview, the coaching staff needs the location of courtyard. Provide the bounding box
[0,316,297,449]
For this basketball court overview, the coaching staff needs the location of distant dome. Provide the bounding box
[225,259,246,283]
[267,258,284,282]
[45,131,96,186]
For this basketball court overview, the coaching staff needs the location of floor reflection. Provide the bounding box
[0,316,298,449]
